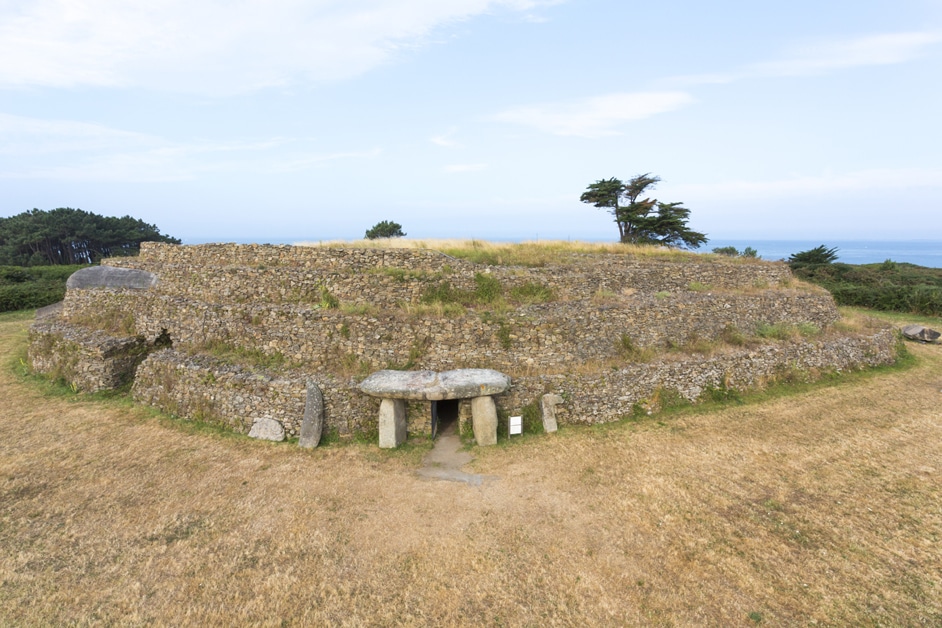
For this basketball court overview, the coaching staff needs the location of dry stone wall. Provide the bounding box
[501,329,898,425]
[104,242,794,306]
[60,288,839,376]
[131,349,402,437]
[28,242,897,441]
[28,321,148,392]
[124,328,897,439]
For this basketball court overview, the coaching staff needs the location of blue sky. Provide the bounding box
[1,0,940,244]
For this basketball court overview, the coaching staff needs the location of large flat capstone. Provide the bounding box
[359,368,511,401]
[67,266,158,291]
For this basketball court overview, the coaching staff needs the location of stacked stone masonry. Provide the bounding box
[28,321,149,393]
[29,242,898,442]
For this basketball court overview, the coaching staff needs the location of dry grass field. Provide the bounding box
[294,238,725,266]
[2,309,941,626]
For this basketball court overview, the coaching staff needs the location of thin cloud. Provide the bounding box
[0,112,160,154]
[0,112,378,181]
[672,168,942,201]
[443,163,487,173]
[493,91,693,138]
[755,31,942,76]
[431,127,462,148]
[265,148,383,174]
[0,0,564,94]
[672,31,942,85]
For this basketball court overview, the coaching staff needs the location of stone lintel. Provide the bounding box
[359,368,511,401]
[67,266,158,291]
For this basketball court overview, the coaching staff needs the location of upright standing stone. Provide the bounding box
[540,393,565,433]
[378,398,407,448]
[470,396,498,446]
[298,380,324,449]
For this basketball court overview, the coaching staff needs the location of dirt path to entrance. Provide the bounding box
[417,420,495,485]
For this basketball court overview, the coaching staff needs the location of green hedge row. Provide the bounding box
[792,259,942,317]
[0,265,88,313]
[825,283,942,317]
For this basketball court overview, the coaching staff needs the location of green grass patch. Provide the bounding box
[688,281,713,292]
[197,340,288,371]
[421,272,505,308]
[509,281,554,304]
[616,334,655,362]
[0,308,37,323]
[318,285,340,309]
[755,322,820,341]
[373,267,431,282]
[68,306,137,336]
[840,306,942,328]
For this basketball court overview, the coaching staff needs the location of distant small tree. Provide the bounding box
[365,220,406,239]
[713,246,739,256]
[580,173,707,249]
[788,245,839,268]
[713,246,759,258]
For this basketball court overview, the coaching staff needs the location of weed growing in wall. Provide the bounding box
[756,322,820,341]
[421,281,459,305]
[318,286,340,309]
[421,272,507,308]
[721,324,749,347]
[616,334,654,362]
[519,400,543,434]
[337,352,372,379]
[480,311,514,349]
[703,379,743,404]
[400,301,466,318]
[197,339,288,371]
[473,272,503,303]
[375,267,430,282]
[672,333,718,355]
[386,337,430,370]
[339,303,378,316]
[509,281,554,304]
[68,307,137,336]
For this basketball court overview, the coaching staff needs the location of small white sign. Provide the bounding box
[509,415,523,436]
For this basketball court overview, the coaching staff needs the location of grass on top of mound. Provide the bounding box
[295,238,771,268]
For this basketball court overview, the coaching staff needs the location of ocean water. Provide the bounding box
[705,240,942,268]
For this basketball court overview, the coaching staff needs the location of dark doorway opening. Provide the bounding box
[153,328,172,349]
[431,399,459,439]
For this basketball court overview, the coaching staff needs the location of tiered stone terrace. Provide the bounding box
[28,242,898,443]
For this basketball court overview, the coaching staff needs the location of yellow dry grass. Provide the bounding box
[294,238,761,267]
[2,312,941,626]
[296,237,639,252]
